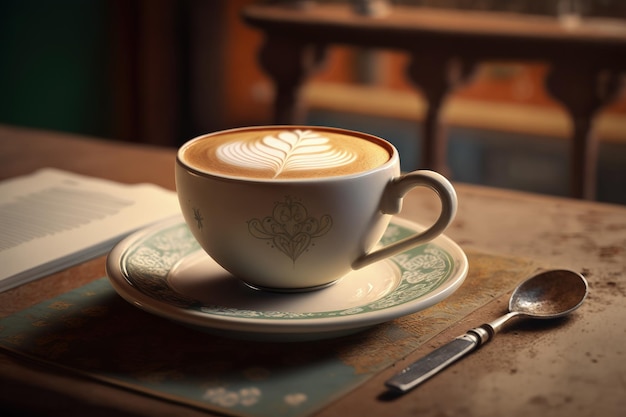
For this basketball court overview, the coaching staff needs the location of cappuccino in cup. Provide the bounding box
[176,126,457,292]
[180,127,392,180]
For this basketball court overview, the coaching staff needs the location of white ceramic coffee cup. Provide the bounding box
[176,126,457,292]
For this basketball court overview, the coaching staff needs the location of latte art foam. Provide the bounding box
[181,127,392,179]
[216,130,357,179]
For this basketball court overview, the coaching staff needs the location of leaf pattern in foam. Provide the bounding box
[216,130,357,178]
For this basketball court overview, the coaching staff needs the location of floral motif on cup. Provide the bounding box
[247,196,332,263]
[192,207,204,230]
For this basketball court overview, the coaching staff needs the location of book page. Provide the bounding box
[0,168,182,292]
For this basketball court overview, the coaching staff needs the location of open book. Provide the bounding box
[0,168,182,292]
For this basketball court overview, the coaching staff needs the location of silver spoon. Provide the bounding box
[385,269,588,393]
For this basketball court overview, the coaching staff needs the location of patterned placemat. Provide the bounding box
[0,252,536,417]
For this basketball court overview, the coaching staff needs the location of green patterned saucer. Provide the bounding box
[106,216,468,341]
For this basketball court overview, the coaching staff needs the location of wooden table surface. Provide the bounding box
[1,124,625,417]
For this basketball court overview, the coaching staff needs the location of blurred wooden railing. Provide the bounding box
[243,2,626,199]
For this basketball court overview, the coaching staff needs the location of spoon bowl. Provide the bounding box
[510,269,588,318]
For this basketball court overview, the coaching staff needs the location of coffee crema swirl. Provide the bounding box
[182,128,392,179]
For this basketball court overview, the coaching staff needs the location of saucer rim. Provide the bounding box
[106,215,468,338]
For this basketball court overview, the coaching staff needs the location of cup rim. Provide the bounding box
[176,125,400,183]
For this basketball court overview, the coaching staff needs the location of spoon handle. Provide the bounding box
[385,326,491,393]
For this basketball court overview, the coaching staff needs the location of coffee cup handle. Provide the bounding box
[352,170,457,269]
